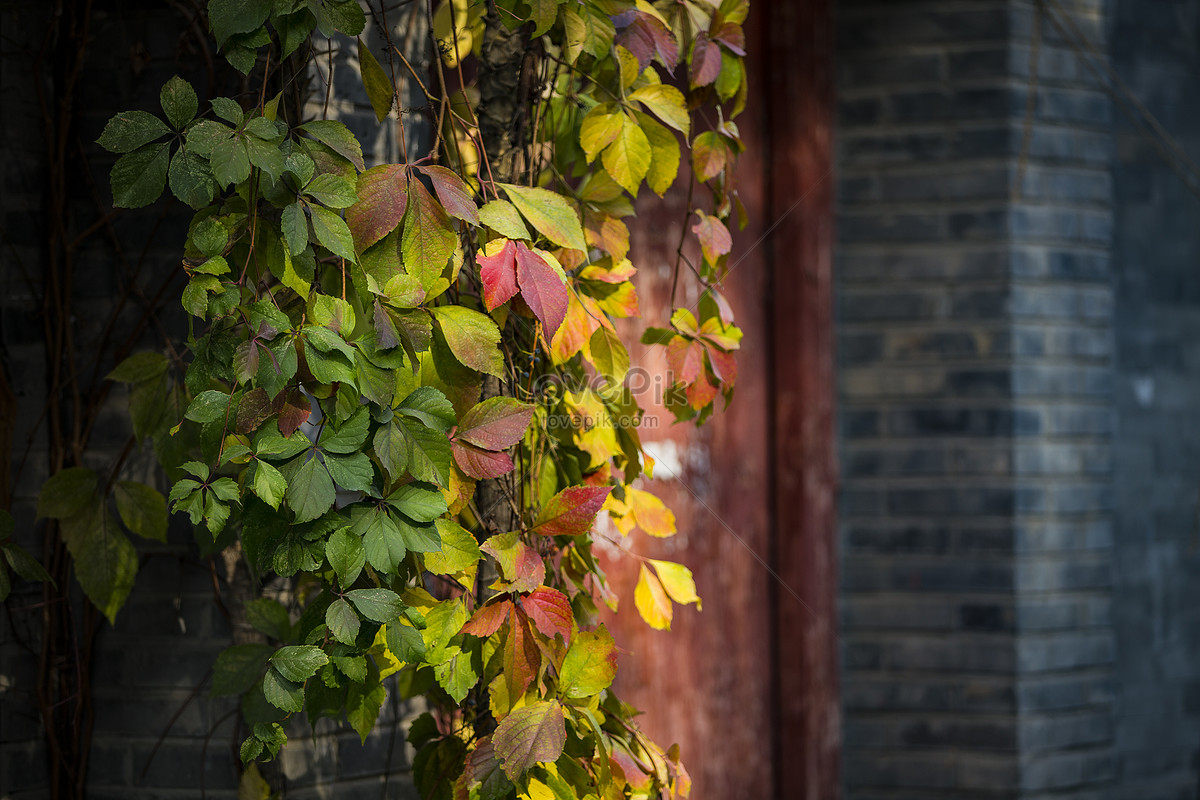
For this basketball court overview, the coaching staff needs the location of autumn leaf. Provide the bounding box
[461,599,513,637]
[492,700,566,780]
[477,238,519,311]
[634,563,672,630]
[533,486,612,537]
[558,625,617,698]
[499,183,587,252]
[692,210,732,265]
[522,586,573,644]
[514,242,568,340]
[346,164,406,250]
[455,397,535,451]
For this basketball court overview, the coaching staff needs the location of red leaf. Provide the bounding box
[418,165,479,225]
[690,35,722,87]
[686,369,719,409]
[514,242,568,341]
[504,606,541,701]
[482,533,546,593]
[533,486,612,537]
[692,132,729,182]
[618,13,678,70]
[236,387,273,434]
[455,397,535,451]
[277,389,311,437]
[346,164,406,250]
[452,441,515,479]
[373,299,400,349]
[706,346,738,386]
[461,599,513,637]
[522,587,573,644]
[666,337,705,385]
[692,211,732,265]
[712,22,746,56]
[478,239,519,311]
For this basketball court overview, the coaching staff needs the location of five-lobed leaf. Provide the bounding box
[492,701,567,780]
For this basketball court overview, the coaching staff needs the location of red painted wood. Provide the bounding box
[598,1,839,797]
[755,0,841,797]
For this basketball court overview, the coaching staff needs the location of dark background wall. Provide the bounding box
[1108,0,1200,797]
[0,3,423,797]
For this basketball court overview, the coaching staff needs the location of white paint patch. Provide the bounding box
[643,439,684,478]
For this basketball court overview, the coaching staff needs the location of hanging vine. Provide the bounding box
[6,0,751,796]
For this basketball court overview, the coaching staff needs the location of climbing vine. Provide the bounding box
[5,0,749,796]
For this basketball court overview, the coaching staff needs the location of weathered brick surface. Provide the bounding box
[838,1,1115,797]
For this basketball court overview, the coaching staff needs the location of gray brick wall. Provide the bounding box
[1,2,427,796]
[837,1,1115,797]
[1108,0,1200,797]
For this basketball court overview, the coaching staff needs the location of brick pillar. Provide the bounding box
[836,1,1115,797]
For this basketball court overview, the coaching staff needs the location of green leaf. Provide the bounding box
[528,0,559,36]
[421,598,468,662]
[326,527,365,587]
[97,111,170,153]
[270,644,330,681]
[579,103,623,163]
[397,386,456,432]
[211,136,252,187]
[586,325,629,384]
[386,482,447,523]
[433,645,478,703]
[309,205,358,263]
[305,173,359,208]
[499,184,587,252]
[346,677,386,742]
[478,200,529,240]
[317,407,369,453]
[262,666,304,712]
[316,0,366,35]
[60,501,138,624]
[186,119,233,156]
[345,587,404,622]
[251,460,288,510]
[373,418,452,487]
[111,143,170,208]
[493,701,567,780]
[285,456,336,523]
[324,452,373,492]
[385,621,425,663]
[402,179,456,290]
[244,135,286,182]
[423,519,481,575]
[558,625,617,698]
[246,597,292,640]
[358,37,394,122]
[208,0,271,46]
[113,481,168,542]
[37,467,97,519]
[326,597,361,644]
[3,542,52,585]
[601,115,652,196]
[282,201,308,257]
[160,75,198,129]
[430,306,504,377]
[185,390,230,423]
[211,643,273,696]
[106,351,169,383]
[169,150,218,209]
[358,508,406,574]
[300,120,365,172]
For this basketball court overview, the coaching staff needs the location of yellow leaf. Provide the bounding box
[649,559,700,610]
[521,778,557,800]
[616,45,640,90]
[371,625,405,678]
[627,488,676,538]
[580,103,623,163]
[601,115,652,196]
[635,111,680,197]
[634,563,672,630]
